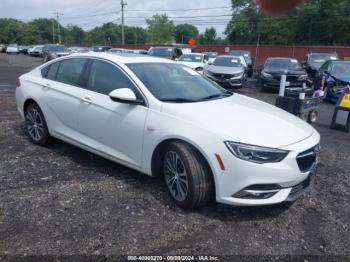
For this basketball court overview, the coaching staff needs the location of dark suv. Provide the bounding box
[42,44,70,62]
[302,52,339,78]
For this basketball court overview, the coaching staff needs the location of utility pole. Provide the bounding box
[53,12,63,44]
[121,0,127,45]
[52,18,55,44]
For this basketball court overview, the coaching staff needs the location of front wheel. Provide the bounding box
[163,142,214,209]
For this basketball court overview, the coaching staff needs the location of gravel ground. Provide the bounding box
[0,53,349,260]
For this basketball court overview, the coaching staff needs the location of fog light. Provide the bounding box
[233,190,278,199]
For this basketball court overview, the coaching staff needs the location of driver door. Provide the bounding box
[77,59,148,168]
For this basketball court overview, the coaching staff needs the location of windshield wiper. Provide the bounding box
[161,98,198,103]
[200,93,232,101]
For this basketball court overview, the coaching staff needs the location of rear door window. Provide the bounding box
[56,58,87,86]
[46,62,60,80]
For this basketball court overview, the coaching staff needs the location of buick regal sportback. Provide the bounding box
[15,53,320,209]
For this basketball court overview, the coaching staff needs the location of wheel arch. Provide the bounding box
[151,138,216,183]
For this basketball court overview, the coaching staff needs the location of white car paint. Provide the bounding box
[6,45,19,54]
[177,53,208,72]
[15,53,320,206]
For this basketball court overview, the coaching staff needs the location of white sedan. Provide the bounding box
[15,53,320,209]
[177,53,209,73]
[6,44,19,54]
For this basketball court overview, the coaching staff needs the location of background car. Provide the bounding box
[258,57,308,91]
[29,45,44,56]
[177,53,209,73]
[148,46,183,60]
[203,52,218,63]
[92,46,112,52]
[42,44,70,62]
[228,50,254,77]
[314,60,350,103]
[204,55,247,88]
[107,48,134,54]
[302,52,339,78]
[6,44,19,54]
[0,44,6,52]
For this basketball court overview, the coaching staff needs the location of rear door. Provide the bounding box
[77,58,148,168]
[40,58,89,139]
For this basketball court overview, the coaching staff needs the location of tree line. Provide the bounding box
[0,15,222,46]
[1,0,349,46]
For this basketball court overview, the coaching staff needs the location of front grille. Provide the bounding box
[273,75,300,82]
[213,73,233,80]
[296,145,320,172]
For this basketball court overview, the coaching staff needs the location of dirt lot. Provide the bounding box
[0,53,349,259]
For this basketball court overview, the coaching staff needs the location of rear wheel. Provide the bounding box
[162,142,214,209]
[25,103,50,145]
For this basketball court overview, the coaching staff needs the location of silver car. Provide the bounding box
[204,55,247,88]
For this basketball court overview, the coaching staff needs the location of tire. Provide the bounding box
[25,103,50,145]
[258,77,265,92]
[162,142,214,209]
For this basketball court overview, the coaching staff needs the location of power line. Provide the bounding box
[125,6,231,12]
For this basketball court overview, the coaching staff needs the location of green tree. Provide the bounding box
[203,27,217,44]
[175,24,199,44]
[146,14,175,44]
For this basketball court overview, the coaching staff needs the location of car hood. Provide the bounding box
[162,94,314,148]
[178,61,203,69]
[264,67,306,75]
[206,65,243,74]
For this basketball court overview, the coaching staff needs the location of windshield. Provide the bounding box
[265,58,301,69]
[127,63,232,102]
[213,57,242,67]
[229,51,250,58]
[331,63,350,75]
[310,54,337,64]
[179,54,203,62]
[204,52,218,58]
[48,45,66,52]
[149,48,173,57]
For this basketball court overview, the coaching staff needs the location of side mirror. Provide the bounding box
[323,70,330,76]
[175,58,179,61]
[109,88,143,105]
[208,61,213,65]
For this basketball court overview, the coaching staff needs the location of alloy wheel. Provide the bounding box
[164,151,189,202]
[26,108,44,141]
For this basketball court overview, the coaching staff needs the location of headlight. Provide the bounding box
[225,141,289,164]
[231,72,243,78]
[261,71,273,78]
[298,74,308,80]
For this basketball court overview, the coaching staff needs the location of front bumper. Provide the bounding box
[209,130,320,206]
[261,76,305,88]
[206,73,244,87]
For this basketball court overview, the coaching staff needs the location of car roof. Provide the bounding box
[68,52,176,64]
[309,52,337,56]
[267,57,295,60]
[217,55,241,59]
[181,53,203,56]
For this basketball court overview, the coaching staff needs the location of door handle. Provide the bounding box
[42,83,51,89]
[81,97,92,104]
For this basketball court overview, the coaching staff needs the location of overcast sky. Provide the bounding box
[0,0,232,36]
